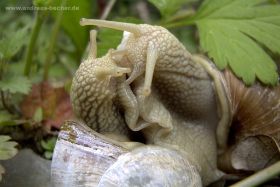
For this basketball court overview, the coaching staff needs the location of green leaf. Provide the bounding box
[0,26,28,60]
[0,111,17,126]
[0,135,18,160]
[148,0,197,17]
[51,0,94,57]
[33,0,52,7]
[43,151,53,159]
[97,29,123,57]
[33,107,43,122]
[41,137,57,151]
[193,0,279,85]
[0,75,32,94]
[0,111,13,122]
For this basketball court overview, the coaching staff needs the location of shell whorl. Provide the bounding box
[223,69,280,145]
[98,146,202,187]
[51,121,202,187]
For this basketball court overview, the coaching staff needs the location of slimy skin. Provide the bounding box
[70,30,131,139]
[76,20,231,186]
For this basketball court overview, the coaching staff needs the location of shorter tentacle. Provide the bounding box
[94,66,131,80]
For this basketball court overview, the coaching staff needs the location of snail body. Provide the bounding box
[79,19,231,149]
[78,19,230,185]
[58,20,229,186]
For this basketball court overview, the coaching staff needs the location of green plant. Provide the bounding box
[40,137,57,159]
[0,135,18,181]
[149,0,280,85]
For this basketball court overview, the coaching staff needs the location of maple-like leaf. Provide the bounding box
[0,76,31,94]
[192,0,280,85]
[0,136,17,160]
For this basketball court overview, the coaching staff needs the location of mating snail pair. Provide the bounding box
[51,19,280,187]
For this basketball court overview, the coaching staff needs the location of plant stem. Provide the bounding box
[43,0,66,81]
[24,11,44,76]
[100,0,116,20]
[0,59,4,80]
[162,19,195,29]
[229,161,280,187]
[163,9,195,24]
[0,91,13,114]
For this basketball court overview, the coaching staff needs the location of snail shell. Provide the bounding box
[98,146,202,187]
[51,121,202,187]
[51,121,128,187]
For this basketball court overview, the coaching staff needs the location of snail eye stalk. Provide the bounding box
[80,18,141,36]
[88,30,97,60]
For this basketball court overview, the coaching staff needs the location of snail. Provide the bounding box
[70,30,133,141]
[79,19,231,151]
[62,28,204,186]
[51,19,280,187]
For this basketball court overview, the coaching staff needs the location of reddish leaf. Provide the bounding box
[20,82,74,128]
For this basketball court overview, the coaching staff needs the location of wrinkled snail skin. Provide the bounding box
[70,29,133,139]
[65,19,232,186]
[116,23,225,185]
[70,52,131,139]
[132,77,223,186]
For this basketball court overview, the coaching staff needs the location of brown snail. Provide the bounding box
[51,19,280,187]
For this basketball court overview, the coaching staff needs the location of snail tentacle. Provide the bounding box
[80,18,141,36]
[143,41,158,96]
[88,30,97,60]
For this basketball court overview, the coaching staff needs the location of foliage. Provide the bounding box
[97,28,123,57]
[192,0,280,85]
[0,135,17,160]
[0,135,18,181]
[0,26,28,60]
[51,0,94,57]
[40,137,56,159]
[148,0,197,18]
[95,0,280,85]
[97,17,142,57]
[0,76,31,94]
[0,111,17,126]
[20,82,73,128]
